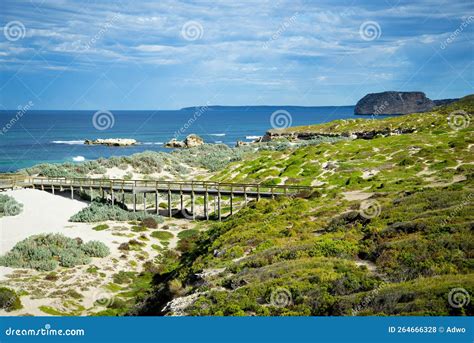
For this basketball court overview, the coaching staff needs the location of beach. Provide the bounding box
[0,187,196,315]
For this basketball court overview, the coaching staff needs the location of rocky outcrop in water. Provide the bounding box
[84,138,137,146]
[165,134,204,148]
[355,91,435,115]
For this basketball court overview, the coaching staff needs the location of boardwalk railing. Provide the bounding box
[1,175,317,220]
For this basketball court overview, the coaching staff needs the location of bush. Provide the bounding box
[92,224,109,231]
[132,225,148,232]
[177,229,199,239]
[151,231,174,240]
[0,287,22,312]
[81,241,110,258]
[142,217,158,229]
[45,272,59,281]
[0,194,23,217]
[0,234,110,271]
[70,201,164,223]
[113,271,135,284]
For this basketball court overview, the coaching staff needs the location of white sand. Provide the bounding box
[0,189,124,279]
[0,188,201,315]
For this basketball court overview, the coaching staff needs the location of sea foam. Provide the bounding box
[246,135,262,140]
[52,140,84,145]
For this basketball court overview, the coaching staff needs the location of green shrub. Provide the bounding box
[132,225,148,232]
[0,194,23,217]
[151,231,174,240]
[177,229,199,239]
[113,271,135,284]
[70,202,164,223]
[81,241,110,258]
[92,224,109,231]
[0,287,22,311]
[0,234,110,271]
[141,217,158,229]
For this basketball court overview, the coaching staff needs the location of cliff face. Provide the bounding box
[354,91,435,115]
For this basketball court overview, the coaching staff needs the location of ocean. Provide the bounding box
[0,105,373,172]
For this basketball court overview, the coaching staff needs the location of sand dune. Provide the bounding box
[0,189,88,255]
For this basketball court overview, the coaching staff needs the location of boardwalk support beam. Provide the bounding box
[167,189,172,218]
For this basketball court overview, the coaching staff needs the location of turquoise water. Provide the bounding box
[0,106,369,172]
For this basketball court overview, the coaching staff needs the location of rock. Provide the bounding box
[84,138,137,146]
[196,268,227,280]
[162,292,204,316]
[235,140,250,147]
[354,91,435,115]
[184,134,204,148]
[165,134,204,148]
[213,249,226,257]
[165,138,186,148]
[322,161,338,170]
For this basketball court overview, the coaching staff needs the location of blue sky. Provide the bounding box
[0,0,473,110]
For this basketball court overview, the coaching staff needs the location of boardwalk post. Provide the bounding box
[167,189,172,218]
[244,186,247,205]
[257,184,260,201]
[143,192,147,213]
[230,186,233,215]
[155,191,159,215]
[122,191,125,207]
[90,187,93,201]
[204,189,209,221]
[191,192,195,220]
[70,186,74,199]
[111,190,115,206]
[180,185,184,212]
[133,188,137,212]
[217,189,221,221]
[52,185,55,195]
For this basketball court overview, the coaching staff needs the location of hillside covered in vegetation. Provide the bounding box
[131,96,473,316]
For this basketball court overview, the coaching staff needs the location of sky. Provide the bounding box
[0,0,473,110]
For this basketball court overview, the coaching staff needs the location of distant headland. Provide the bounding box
[354,91,459,115]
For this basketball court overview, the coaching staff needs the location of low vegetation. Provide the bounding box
[0,194,23,217]
[0,287,22,311]
[0,234,110,271]
[151,231,174,241]
[132,96,473,316]
[70,201,164,223]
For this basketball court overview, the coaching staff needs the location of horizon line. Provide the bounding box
[0,104,357,111]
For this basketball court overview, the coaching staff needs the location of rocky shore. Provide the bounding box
[165,134,204,148]
[84,138,137,146]
[260,127,416,142]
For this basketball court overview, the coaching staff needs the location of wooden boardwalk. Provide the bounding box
[0,175,316,220]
